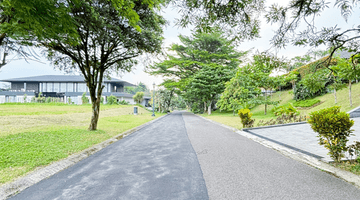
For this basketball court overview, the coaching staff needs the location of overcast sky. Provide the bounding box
[0,0,359,89]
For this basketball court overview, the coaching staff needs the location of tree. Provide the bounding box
[0,0,77,69]
[10,0,166,130]
[133,92,144,104]
[125,82,149,94]
[175,1,360,63]
[185,65,235,115]
[156,88,175,112]
[217,65,262,115]
[147,31,246,113]
[331,56,360,107]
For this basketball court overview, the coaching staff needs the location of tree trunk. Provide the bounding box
[279,86,281,101]
[264,91,267,115]
[207,101,212,115]
[89,98,101,130]
[334,88,337,104]
[349,80,352,107]
[204,102,207,113]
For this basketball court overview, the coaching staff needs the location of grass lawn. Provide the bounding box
[331,160,360,176]
[201,82,360,129]
[0,103,164,185]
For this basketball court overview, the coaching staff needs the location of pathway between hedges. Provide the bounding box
[9,112,360,200]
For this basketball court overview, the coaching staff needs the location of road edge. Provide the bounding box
[0,114,168,200]
[196,114,360,189]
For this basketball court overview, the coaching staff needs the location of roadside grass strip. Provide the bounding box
[0,104,164,185]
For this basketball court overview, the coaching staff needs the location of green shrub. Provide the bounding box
[81,92,89,104]
[118,100,128,105]
[133,92,144,104]
[45,97,52,103]
[272,103,299,117]
[107,95,117,105]
[100,97,104,104]
[292,99,320,107]
[308,106,354,162]
[238,109,255,128]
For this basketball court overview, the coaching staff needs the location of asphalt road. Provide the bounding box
[9,112,208,200]
[9,111,360,200]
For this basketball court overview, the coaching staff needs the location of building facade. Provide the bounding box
[0,75,150,106]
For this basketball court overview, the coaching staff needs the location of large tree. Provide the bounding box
[2,0,166,130]
[174,0,360,62]
[147,31,246,112]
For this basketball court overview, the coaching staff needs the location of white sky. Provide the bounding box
[0,0,359,89]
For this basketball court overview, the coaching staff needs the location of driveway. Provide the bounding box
[246,118,360,162]
[8,112,360,200]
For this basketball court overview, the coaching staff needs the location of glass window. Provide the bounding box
[47,83,53,92]
[60,83,66,92]
[54,83,59,92]
[43,82,47,92]
[67,83,73,92]
[78,83,87,92]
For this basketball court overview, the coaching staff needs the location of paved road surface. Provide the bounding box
[9,112,360,199]
[10,113,208,200]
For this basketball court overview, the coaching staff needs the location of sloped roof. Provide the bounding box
[0,75,135,86]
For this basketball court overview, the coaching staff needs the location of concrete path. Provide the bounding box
[247,118,360,162]
[9,112,208,200]
[8,112,360,199]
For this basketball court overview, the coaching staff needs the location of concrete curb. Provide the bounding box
[196,114,360,189]
[0,114,168,200]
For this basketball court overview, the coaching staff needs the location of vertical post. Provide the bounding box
[152,83,155,117]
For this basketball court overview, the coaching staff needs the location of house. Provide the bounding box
[0,75,150,105]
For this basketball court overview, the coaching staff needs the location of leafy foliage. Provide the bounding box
[133,92,144,104]
[238,109,255,128]
[107,95,117,105]
[272,103,299,117]
[308,106,354,162]
[292,99,320,107]
[82,92,89,104]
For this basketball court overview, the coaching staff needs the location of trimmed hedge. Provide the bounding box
[293,99,320,107]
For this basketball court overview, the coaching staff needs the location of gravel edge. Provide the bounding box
[0,114,168,200]
[196,114,360,189]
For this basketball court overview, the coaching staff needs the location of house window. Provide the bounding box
[67,83,73,92]
[47,83,53,92]
[78,83,87,92]
[60,83,66,92]
[54,83,59,92]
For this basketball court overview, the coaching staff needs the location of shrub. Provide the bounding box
[100,97,104,104]
[272,103,299,117]
[118,100,128,105]
[308,106,354,162]
[238,109,255,128]
[45,97,52,103]
[347,141,360,162]
[292,99,320,107]
[81,92,89,104]
[107,95,117,105]
[31,96,36,103]
[68,97,72,104]
[258,114,307,126]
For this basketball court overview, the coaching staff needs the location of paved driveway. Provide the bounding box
[247,118,360,162]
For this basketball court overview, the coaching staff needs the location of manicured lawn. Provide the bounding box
[0,103,164,185]
[201,82,360,129]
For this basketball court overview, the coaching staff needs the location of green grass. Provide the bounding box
[0,103,165,184]
[0,103,123,116]
[202,82,360,129]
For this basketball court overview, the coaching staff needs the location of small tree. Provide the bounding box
[107,95,117,105]
[133,92,144,104]
[308,106,354,162]
[23,94,27,103]
[81,92,89,104]
[238,109,255,128]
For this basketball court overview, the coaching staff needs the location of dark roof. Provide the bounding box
[0,75,135,86]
